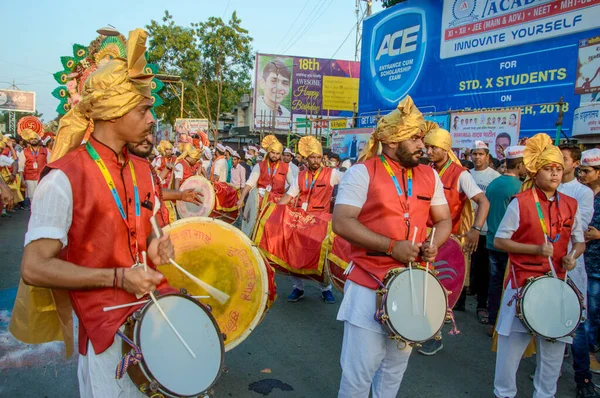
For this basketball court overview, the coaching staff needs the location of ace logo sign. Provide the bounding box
[369,8,427,105]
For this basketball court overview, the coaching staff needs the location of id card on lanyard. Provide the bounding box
[31,148,39,169]
[86,142,142,261]
[266,161,279,193]
[302,167,322,211]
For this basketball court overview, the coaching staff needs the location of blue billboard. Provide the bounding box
[358,0,600,138]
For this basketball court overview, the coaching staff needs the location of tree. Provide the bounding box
[147,11,253,144]
[380,0,408,8]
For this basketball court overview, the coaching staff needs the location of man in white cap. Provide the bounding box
[282,147,299,181]
[229,151,247,190]
[210,143,229,182]
[202,147,212,177]
[484,145,527,337]
[246,145,258,166]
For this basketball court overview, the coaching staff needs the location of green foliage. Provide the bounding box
[381,0,408,8]
[146,10,254,143]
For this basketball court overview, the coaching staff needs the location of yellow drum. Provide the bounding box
[160,217,276,351]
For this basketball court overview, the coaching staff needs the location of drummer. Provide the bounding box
[278,136,343,304]
[154,140,177,188]
[333,96,452,397]
[210,143,229,182]
[420,123,490,356]
[16,28,175,396]
[174,143,202,190]
[492,133,584,398]
[237,135,295,207]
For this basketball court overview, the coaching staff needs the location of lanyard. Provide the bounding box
[30,147,39,157]
[437,159,452,178]
[379,155,412,222]
[86,142,141,259]
[267,161,279,179]
[531,186,562,243]
[304,167,323,205]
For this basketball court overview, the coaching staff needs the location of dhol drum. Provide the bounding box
[241,188,260,238]
[255,202,331,284]
[516,275,583,340]
[432,235,465,309]
[121,293,224,397]
[176,176,215,218]
[210,182,240,224]
[159,217,276,351]
[326,233,352,293]
[376,267,448,345]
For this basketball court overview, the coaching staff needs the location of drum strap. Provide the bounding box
[115,330,143,379]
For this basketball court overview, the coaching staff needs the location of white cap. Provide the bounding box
[259,148,267,155]
[505,145,525,159]
[232,151,240,158]
[216,143,226,152]
[341,159,352,169]
[225,146,234,155]
[283,148,294,155]
[582,149,600,167]
[203,147,212,159]
[472,140,489,150]
[248,146,258,152]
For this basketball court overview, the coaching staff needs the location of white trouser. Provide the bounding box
[291,275,331,292]
[338,321,412,398]
[78,335,145,397]
[494,333,565,398]
[25,180,38,201]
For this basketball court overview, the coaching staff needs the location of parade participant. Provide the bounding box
[14,29,176,396]
[237,135,294,207]
[0,175,13,213]
[154,140,177,188]
[0,135,24,214]
[258,147,267,162]
[209,143,228,182]
[485,146,527,338]
[283,147,299,180]
[555,144,598,397]
[202,146,212,177]
[492,133,584,398]
[246,145,258,166]
[230,151,247,190]
[174,143,202,190]
[329,153,341,168]
[278,136,343,304]
[333,96,452,397]
[19,128,49,202]
[420,123,489,356]
[225,145,235,182]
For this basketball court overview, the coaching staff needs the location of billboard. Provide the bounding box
[575,35,600,95]
[358,0,600,139]
[330,128,373,159]
[0,89,36,113]
[174,118,209,143]
[253,53,360,134]
[572,103,600,137]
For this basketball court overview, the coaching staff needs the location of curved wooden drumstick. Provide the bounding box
[150,217,230,305]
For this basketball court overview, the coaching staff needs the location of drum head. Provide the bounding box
[434,235,466,309]
[385,268,447,342]
[176,176,215,218]
[138,294,223,396]
[521,276,581,339]
[160,217,271,351]
[241,188,260,238]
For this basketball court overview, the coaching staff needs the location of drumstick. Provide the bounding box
[103,296,210,312]
[142,252,196,359]
[410,227,418,316]
[150,217,230,305]
[544,236,558,278]
[423,228,436,317]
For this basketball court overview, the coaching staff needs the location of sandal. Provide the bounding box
[477,309,489,325]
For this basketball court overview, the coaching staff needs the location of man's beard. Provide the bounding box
[127,139,153,159]
[396,144,422,168]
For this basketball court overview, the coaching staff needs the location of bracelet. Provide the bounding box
[386,239,395,256]
[472,226,482,232]
[113,268,118,289]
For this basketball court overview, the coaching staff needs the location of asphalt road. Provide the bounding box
[0,210,575,397]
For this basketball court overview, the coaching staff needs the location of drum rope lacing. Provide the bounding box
[115,330,143,379]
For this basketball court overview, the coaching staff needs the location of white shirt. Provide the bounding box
[0,154,15,167]
[457,170,483,199]
[470,167,500,233]
[286,168,344,198]
[245,162,295,196]
[255,96,291,119]
[211,158,228,182]
[25,169,160,248]
[17,151,25,173]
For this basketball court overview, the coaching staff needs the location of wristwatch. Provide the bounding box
[472,226,482,232]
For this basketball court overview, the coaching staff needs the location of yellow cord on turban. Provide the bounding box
[262,134,283,153]
[20,128,39,142]
[358,95,424,162]
[178,143,201,161]
[51,28,154,162]
[521,133,564,191]
[298,136,323,158]
[157,140,173,156]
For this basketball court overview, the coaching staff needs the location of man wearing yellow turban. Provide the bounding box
[0,135,24,212]
[492,133,584,398]
[237,134,295,207]
[154,139,177,188]
[12,28,176,396]
[174,143,202,190]
[18,127,49,202]
[0,134,16,212]
[277,136,344,303]
[332,96,452,397]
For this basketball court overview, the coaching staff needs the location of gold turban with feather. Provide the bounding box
[298,136,323,158]
[522,133,564,191]
[157,140,174,156]
[261,134,283,154]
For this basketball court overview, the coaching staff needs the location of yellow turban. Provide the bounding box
[178,143,201,161]
[20,128,39,142]
[0,133,9,150]
[157,140,173,156]
[358,96,424,162]
[298,136,322,158]
[51,28,154,162]
[522,133,564,190]
[262,134,283,153]
[423,121,461,165]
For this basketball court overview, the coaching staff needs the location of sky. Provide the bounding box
[1,0,383,123]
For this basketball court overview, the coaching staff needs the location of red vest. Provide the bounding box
[156,155,177,188]
[348,156,436,289]
[43,137,171,355]
[257,160,289,195]
[507,187,578,288]
[294,167,334,213]
[23,146,48,181]
[1,147,15,174]
[439,162,468,234]
[176,159,199,183]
